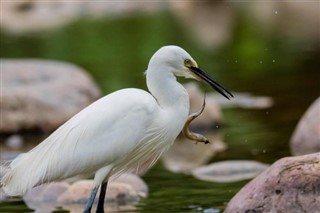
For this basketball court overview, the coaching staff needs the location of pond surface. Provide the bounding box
[0,12,319,213]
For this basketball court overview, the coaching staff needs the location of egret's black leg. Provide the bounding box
[83,186,98,213]
[96,181,108,213]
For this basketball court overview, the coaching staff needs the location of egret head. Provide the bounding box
[149,45,233,100]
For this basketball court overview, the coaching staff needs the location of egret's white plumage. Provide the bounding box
[1,46,232,212]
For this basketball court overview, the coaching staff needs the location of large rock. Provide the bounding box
[0,59,101,133]
[290,97,320,155]
[224,153,320,213]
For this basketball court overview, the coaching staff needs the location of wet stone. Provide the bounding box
[224,153,320,213]
[1,59,101,133]
[191,160,269,183]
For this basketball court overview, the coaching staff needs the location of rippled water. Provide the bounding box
[0,12,319,213]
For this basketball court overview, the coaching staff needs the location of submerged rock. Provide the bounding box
[224,153,320,213]
[0,59,101,133]
[191,160,269,183]
[290,97,320,155]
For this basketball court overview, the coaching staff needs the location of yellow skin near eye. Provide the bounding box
[184,59,198,69]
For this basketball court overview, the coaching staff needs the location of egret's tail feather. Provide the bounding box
[1,151,52,196]
[0,160,11,187]
[1,153,35,196]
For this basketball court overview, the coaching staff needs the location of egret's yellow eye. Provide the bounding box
[184,59,192,67]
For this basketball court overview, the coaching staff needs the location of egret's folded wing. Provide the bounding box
[2,89,158,195]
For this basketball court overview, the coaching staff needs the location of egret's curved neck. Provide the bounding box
[146,64,189,111]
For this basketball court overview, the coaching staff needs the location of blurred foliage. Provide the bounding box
[1,12,319,94]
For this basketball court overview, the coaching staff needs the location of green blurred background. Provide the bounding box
[0,1,319,212]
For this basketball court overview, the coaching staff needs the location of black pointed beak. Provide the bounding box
[189,66,233,100]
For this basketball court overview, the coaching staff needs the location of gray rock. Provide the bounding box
[192,160,269,183]
[0,59,101,133]
[290,97,320,155]
[224,153,320,213]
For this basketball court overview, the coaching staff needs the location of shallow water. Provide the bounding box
[1,12,319,213]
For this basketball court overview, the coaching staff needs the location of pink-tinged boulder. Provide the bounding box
[22,182,70,212]
[0,59,101,133]
[21,173,148,212]
[57,174,148,204]
[224,153,320,213]
[290,97,320,155]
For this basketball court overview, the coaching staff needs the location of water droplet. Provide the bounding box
[234,60,238,63]
[275,10,278,14]
[263,149,266,153]
[272,59,276,63]
[259,61,263,64]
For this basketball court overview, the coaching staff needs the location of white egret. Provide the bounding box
[1,45,233,213]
